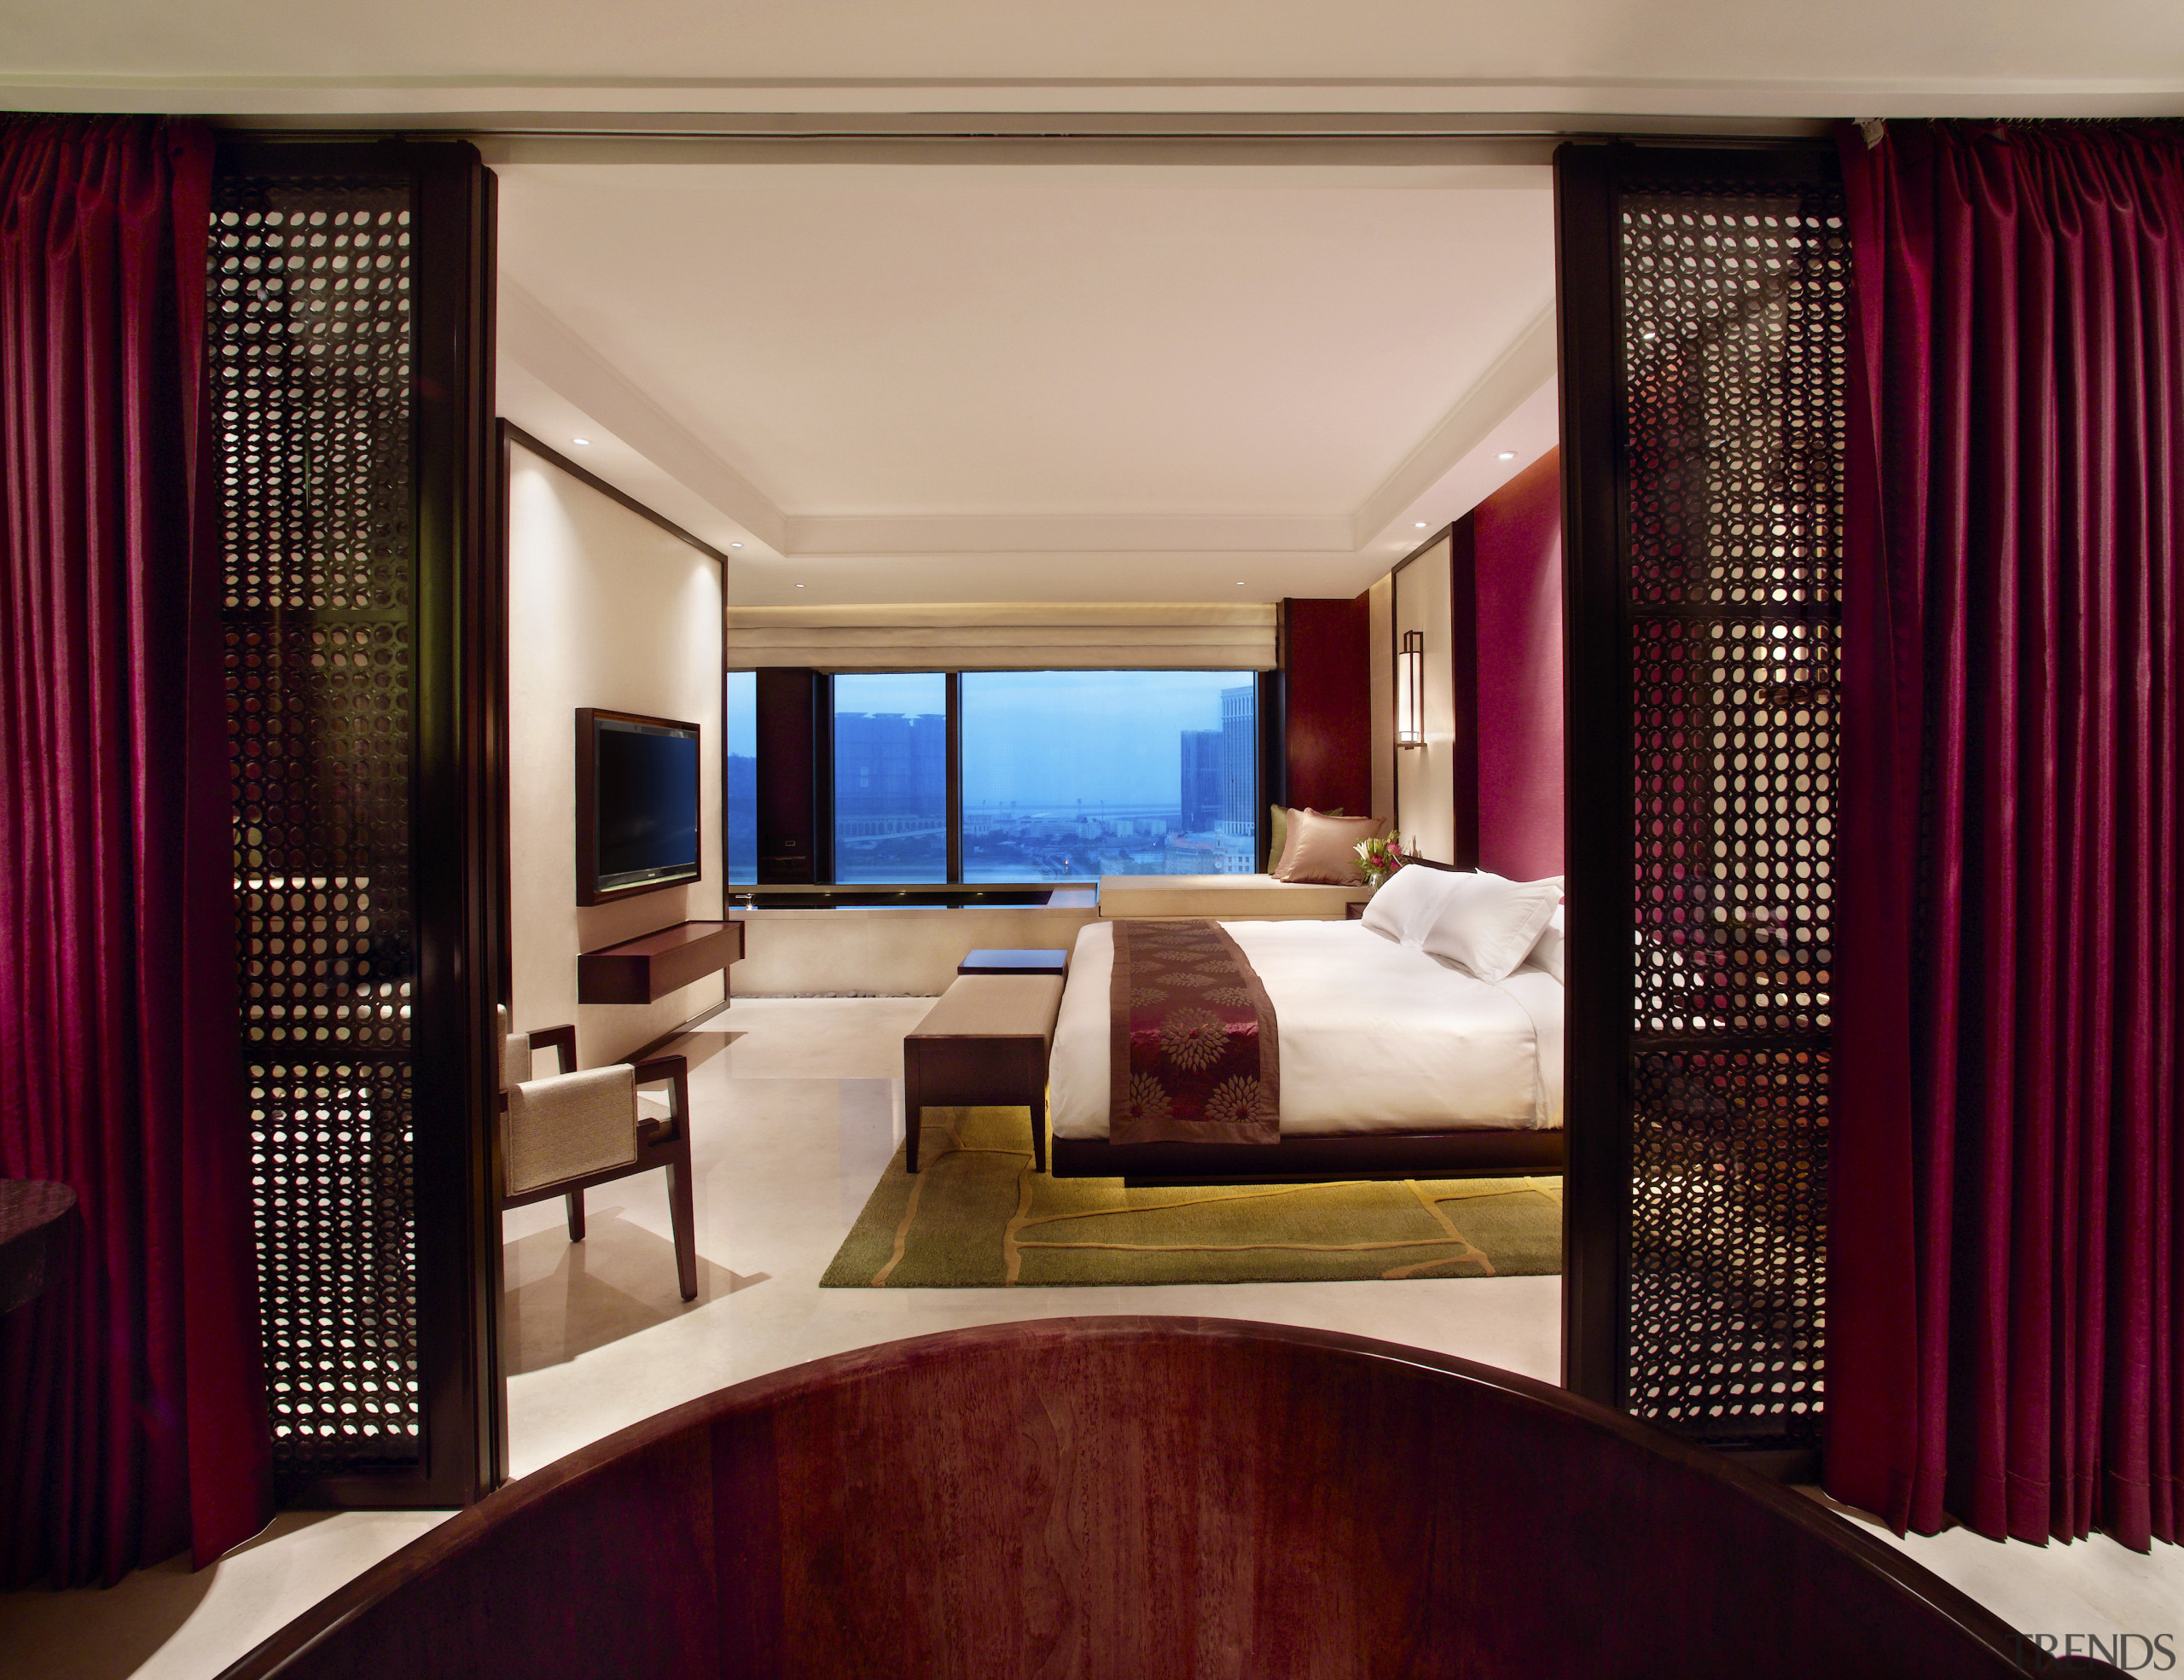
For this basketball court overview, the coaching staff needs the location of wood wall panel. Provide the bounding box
[755,668,818,884]
[1280,597,1370,818]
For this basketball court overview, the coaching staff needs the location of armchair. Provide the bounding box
[497,1009,698,1301]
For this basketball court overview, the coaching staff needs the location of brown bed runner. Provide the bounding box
[1108,918,1281,1145]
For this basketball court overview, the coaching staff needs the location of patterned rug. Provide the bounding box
[820,1106,1562,1288]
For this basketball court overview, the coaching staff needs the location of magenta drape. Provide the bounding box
[0,115,271,1584]
[1827,120,2184,1551]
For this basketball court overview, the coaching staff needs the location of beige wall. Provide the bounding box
[1391,534,1456,863]
[508,440,725,1066]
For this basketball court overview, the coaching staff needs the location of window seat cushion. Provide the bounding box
[1097,874,1369,921]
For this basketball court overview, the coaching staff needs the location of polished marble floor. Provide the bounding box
[4,996,2178,1677]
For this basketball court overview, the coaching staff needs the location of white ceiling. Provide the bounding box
[492,159,1557,604]
[503,165,1546,520]
[7,0,2181,117]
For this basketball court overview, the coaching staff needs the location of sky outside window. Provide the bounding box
[725,670,756,885]
[961,671,1254,882]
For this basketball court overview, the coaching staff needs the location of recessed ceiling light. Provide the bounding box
[729,542,743,549]
[796,583,805,589]
[572,438,590,446]
[1497,451,1517,461]
[1414,521,1428,528]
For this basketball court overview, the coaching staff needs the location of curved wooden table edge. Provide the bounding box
[217,1315,2036,1679]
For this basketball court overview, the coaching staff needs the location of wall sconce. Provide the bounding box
[1396,629,1425,749]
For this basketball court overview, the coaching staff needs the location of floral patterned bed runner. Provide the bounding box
[1108,918,1281,1146]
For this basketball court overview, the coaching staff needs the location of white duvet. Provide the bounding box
[1048,919,1564,1140]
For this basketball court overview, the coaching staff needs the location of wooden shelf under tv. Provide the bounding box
[578,921,744,1007]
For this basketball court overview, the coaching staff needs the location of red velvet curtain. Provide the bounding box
[0,115,270,1584]
[1828,120,2184,1551]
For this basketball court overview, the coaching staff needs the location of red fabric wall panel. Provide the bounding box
[1472,451,1565,881]
[1281,596,1372,817]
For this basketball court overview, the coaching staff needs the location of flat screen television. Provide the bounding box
[576,708,702,904]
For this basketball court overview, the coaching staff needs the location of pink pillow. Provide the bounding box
[1273,809,1385,885]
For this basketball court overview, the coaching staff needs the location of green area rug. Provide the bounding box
[821,1106,1562,1288]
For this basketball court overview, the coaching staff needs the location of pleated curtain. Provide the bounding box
[1827,119,2184,1550]
[0,114,271,1584]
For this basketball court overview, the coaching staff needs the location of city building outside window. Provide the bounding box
[832,672,947,883]
[739,669,1258,887]
[960,671,1254,882]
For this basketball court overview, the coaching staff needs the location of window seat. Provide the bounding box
[1096,873,1370,921]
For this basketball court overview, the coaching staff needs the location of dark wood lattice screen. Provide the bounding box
[212,176,424,1489]
[1613,166,1847,1448]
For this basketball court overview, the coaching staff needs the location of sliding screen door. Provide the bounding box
[1559,143,1844,1462]
[215,141,502,1504]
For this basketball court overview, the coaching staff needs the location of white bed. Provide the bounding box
[1048,918,1564,1142]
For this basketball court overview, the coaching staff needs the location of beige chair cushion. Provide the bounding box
[503,1065,638,1195]
[910,974,1065,1044]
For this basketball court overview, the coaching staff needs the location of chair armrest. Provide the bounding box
[626,1053,689,1141]
[530,1024,578,1075]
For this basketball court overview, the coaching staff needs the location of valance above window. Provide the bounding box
[724,601,1276,671]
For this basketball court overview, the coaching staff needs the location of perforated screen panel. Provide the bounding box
[1618,179,1846,1446]
[212,177,422,1488]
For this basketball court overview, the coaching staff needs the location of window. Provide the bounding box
[724,670,756,885]
[832,672,947,883]
[960,671,1255,882]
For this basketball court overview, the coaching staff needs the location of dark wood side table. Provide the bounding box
[1345,902,1368,920]
[578,920,744,1005]
[956,948,1069,977]
[0,1179,77,1316]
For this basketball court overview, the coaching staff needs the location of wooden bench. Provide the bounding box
[903,974,1066,1173]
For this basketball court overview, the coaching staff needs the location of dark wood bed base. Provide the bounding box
[1049,1125,1564,1185]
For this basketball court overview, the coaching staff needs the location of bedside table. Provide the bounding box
[1345,902,1368,920]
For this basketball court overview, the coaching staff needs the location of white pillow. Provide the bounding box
[1359,863,1462,947]
[1422,872,1564,983]
[1527,905,1565,984]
